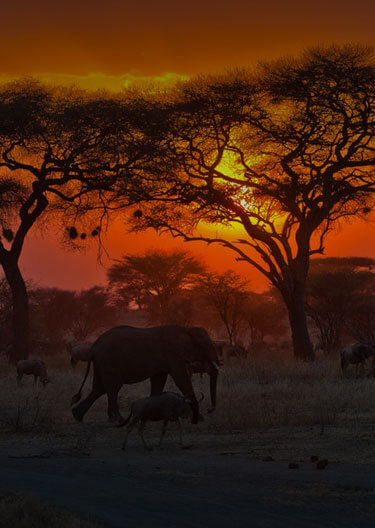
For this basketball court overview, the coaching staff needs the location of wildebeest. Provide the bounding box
[119,392,203,450]
[71,325,220,425]
[66,343,93,367]
[16,360,49,387]
[340,342,375,377]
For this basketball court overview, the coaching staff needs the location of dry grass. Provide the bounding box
[1,354,374,433]
[0,494,99,528]
[206,358,375,430]
[0,353,374,462]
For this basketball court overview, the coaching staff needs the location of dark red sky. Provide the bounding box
[2,0,375,290]
[2,0,375,79]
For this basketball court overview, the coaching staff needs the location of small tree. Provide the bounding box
[242,290,287,347]
[197,271,249,345]
[348,295,375,342]
[306,257,375,354]
[30,287,77,347]
[70,287,116,341]
[107,250,205,325]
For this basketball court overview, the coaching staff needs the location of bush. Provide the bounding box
[0,494,99,528]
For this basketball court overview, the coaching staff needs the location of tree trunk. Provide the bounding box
[2,257,29,363]
[286,292,315,360]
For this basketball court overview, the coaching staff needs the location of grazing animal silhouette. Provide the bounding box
[16,360,49,387]
[341,342,375,377]
[119,392,203,450]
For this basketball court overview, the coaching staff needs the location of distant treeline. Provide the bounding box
[1,251,373,357]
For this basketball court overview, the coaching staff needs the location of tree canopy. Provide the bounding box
[132,44,375,359]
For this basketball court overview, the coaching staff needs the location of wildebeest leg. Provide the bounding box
[177,418,183,448]
[169,366,199,424]
[150,372,168,396]
[177,418,190,449]
[107,390,123,424]
[34,375,38,385]
[139,418,152,450]
[122,416,140,451]
[158,419,168,447]
[17,374,22,387]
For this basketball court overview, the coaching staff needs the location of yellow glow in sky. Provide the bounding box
[0,72,189,92]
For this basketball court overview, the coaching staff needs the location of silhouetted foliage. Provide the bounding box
[70,286,116,341]
[0,81,160,360]
[107,250,205,325]
[197,271,249,345]
[133,45,375,359]
[306,257,375,353]
[241,290,287,347]
[29,286,116,350]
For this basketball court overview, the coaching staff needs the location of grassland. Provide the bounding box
[0,353,374,464]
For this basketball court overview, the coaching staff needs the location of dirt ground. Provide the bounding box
[1,424,375,528]
[1,357,374,527]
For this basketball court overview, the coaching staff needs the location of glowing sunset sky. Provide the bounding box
[2,0,375,289]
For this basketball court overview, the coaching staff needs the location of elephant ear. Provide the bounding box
[185,327,218,363]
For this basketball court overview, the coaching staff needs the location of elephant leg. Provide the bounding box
[107,390,123,424]
[72,386,105,422]
[158,419,168,447]
[139,418,152,450]
[169,367,199,424]
[150,372,168,396]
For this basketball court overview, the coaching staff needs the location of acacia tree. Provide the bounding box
[107,250,204,324]
[70,287,116,341]
[241,290,287,347]
[306,257,375,352]
[29,287,77,347]
[0,81,158,361]
[134,45,375,360]
[197,271,249,345]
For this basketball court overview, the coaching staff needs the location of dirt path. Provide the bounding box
[1,444,374,528]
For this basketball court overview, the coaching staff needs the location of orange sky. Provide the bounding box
[2,0,375,290]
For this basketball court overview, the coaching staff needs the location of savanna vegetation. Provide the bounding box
[1,44,375,362]
[1,44,375,465]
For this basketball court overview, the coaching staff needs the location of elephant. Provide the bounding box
[71,325,220,425]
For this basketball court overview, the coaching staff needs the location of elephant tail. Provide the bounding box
[117,410,132,428]
[71,359,92,406]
